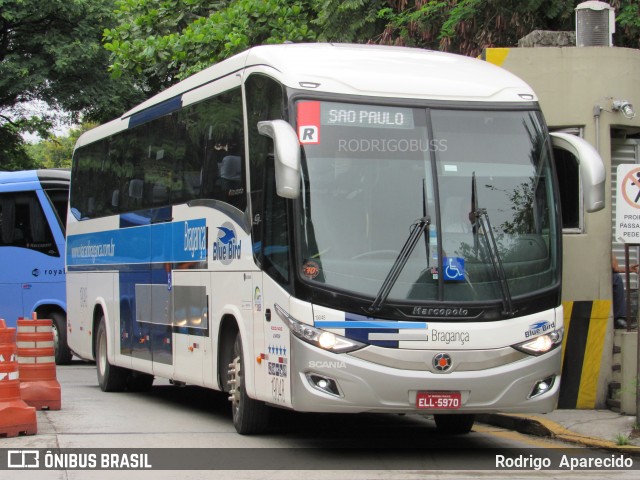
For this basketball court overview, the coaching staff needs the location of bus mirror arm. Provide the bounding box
[550,132,605,213]
[258,120,301,199]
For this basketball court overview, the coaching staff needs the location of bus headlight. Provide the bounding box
[274,303,366,353]
[512,329,563,356]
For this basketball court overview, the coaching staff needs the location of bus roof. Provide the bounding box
[0,169,70,187]
[76,43,537,148]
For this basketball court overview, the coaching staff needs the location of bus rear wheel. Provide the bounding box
[96,316,128,392]
[228,331,270,434]
[434,414,475,435]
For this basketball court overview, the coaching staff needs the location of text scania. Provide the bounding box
[184,222,207,259]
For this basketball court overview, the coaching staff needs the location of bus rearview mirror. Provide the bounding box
[550,132,605,213]
[257,120,301,199]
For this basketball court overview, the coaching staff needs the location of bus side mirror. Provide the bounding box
[550,132,605,212]
[257,120,301,199]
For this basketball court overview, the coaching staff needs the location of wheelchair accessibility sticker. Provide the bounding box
[443,257,465,281]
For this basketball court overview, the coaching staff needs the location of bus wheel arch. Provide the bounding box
[217,315,270,434]
[217,315,238,393]
[94,308,128,392]
[229,329,270,434]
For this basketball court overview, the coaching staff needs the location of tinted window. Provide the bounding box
[0,192,59,256]
[70,88,245,219]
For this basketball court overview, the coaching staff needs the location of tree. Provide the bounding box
[0,0,143,170]
[104,0,317,95]
[26,124,96,170]
[314,0,389,43]
[104,0,640,97]
[615,0,640,49]
[373,0,639,57]
[0,122,38,171]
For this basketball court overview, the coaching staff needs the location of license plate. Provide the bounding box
[416,391,461,409]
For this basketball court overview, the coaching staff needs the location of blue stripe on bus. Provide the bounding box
[314,321,428,329]
[316,314,428,349]
[128,96,183,128]
[66,218,208,267]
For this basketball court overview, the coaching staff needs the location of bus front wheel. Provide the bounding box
[434,414,475,435]
[228,331,270,434]
[96,316,128,392]
[51,312,72,365]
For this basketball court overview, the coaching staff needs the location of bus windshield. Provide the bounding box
[296,101,559,306]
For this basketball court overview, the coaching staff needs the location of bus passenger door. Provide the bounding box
[254,155,293,408]
[259,279,292,408]
[20,189,66,317]
[251,272,268,400]
[0,190,64,323]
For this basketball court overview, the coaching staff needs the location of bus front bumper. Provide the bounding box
[288,336,561,414]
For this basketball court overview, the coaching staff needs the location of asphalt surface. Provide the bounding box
[2,362,640,479]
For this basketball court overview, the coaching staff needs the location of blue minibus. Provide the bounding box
[0,169,71,364]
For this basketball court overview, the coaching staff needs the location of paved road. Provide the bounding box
[3,362,639,479]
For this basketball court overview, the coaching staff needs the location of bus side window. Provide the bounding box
[262,156,290,283]
[0,196,17,245]
[245,73,286,268]
[0,192,58,256]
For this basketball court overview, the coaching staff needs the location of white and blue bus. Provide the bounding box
[66,44,605,434]
[0,168,72,364]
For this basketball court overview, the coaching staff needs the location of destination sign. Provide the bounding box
[321,102,414,129]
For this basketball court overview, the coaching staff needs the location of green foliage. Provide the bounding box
[104,0,317,94]
[349,0,639,56]
[614,0,640,48]
[26,124,96,170]
[615,432,630,445]
[314,0,388,43]
[0,0,144,170]
[0,123,38,171]
[376,0,578,56]
[104,0,640,95]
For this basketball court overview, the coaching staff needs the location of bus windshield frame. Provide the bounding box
[292,97,561,319]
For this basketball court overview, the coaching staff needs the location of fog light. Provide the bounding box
[306,373,342,397]
[530,375,555,398]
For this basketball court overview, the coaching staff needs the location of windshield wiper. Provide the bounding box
[471,172,515,317]
[366,215,431,314]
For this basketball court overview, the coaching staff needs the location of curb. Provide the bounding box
[478,413,640,454]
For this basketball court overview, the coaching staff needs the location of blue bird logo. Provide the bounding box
[217,226,236,245]
[529,321,548,330]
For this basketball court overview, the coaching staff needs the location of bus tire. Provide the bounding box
[96,316,128,392]
[51,311,72,365]
[229,331,270,435]
[433,414,475,435]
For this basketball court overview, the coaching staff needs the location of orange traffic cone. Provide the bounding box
[0,319,37,437]
[17,315,61,410]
